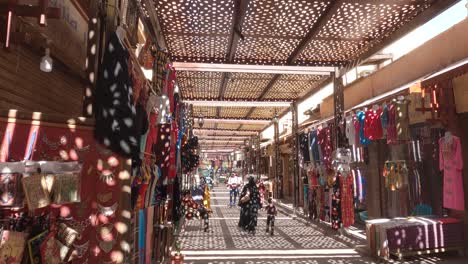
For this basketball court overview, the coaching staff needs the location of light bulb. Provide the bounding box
[40,48,53,72]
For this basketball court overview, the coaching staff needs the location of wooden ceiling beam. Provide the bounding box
[186,100,291,107]
[257,75,281,100]
[287,0,345,65]
[142,0,166,50]
[252,1,341,107]
[174,62,333,75]
[193,128,258,134]
[218,0,250,103]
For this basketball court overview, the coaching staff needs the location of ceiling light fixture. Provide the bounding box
[40,40,53,73]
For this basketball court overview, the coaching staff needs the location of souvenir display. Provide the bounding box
[21,174,50,211]
[51,173,81,205]
[0,230,27,264]
[28,231,49,264]
[39,232,65,264]
[0,173,23,208]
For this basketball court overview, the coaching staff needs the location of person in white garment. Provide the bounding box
[227,173,242,207]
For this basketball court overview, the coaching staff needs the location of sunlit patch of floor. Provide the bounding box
[179,187,466,264]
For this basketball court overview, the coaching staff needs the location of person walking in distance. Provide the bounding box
[227,173,240,207]
[265,197,277,236]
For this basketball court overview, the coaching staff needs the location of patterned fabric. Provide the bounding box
[317,126,333,171]
[340,174,355,228]
[357,111,371,146]
[238,183,260,232]
[94,32,138,158]
[300,133,310,162]
[364,109,383,140]
[331,175,341,230]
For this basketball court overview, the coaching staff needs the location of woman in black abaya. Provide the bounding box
[238,176,260,235]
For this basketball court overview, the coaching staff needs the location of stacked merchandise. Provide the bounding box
[366,217,464,259]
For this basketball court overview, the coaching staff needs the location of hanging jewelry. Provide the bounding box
[41,134,62,150]
[97,202,118,217]
[96,224,116,254]
[97,191,114,203]
[100,170,115,184]
[73,241,89,259]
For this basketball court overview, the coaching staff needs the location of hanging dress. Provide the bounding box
[439,135,465,211]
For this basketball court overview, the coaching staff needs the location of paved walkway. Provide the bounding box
[179,187,466,264]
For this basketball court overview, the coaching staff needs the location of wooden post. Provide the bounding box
[274,119,281,199]
[291,101,299,208]
[333,71,345,149]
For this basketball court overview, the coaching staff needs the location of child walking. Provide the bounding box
[265,198,277,236]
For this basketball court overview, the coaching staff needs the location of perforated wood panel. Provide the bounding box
[234,0,330,65]
[154,0,234,63]
[263,74,325,100]
[147,0,445,132]
[196,123,216,129]
[234,37,300,65]
[193,106,217,118]
[152,0,439,65]
[224,73,273,99]
[219,107,252,119]
[177,71,223,99]
[297,0,433,64]
[249,107,288,120]
[240,124,266,131]
[165,35,229,62]
[216,123,242,130]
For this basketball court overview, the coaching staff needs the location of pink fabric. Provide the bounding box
[439,136,465,211]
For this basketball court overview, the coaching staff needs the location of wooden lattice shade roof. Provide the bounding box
[139,0,457,149]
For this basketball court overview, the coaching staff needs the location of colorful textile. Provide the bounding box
[357,111,371,146]
[439,136,465,211]
[144,112,159,158]
[331,175,341,230]
[340,174,355,228]
[317,126,333,171]
[364,109,383,140]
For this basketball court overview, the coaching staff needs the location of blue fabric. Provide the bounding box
[357,111,371,146]
[381,104,388,129]
[309,130,320,162]
[138,209,146,264]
